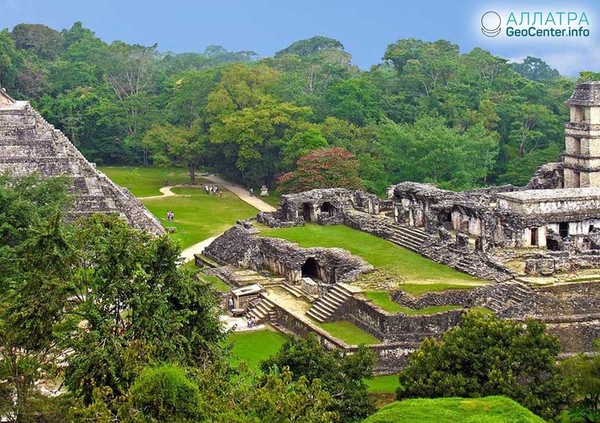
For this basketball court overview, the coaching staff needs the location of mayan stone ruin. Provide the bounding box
[203,82,600,372]
[0,88,164,236]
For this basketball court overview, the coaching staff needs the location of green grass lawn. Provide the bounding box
[363,396,546,423]
[365,292,462,315]
[315,320,379,345]
[198,272,231,293]
[227,330,287,369]
[142,187,257,248]
[367,375,400,393]
[99,166,191,197]
[260,224,486,290]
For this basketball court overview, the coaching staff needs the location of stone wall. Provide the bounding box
[339,297,464,343]
[204,224,373,285]
[525,251,600,275]
[271,301,416,374]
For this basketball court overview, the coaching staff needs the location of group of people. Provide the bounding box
[166,210,175,221]
[204,184,222,196]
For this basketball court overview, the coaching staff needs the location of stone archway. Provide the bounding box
[301,257,320,280]
[302,203,315,222]
[320,201,337,217]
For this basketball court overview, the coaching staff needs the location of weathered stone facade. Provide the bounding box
[257,188,380,227]
[204,224,373,289]
[0,90,164,236]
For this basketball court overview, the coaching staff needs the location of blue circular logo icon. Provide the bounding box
[481,11,501,37]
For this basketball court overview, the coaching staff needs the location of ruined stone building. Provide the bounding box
[393,81,600,253]
[0,88,164,235]
[203,82,600,371]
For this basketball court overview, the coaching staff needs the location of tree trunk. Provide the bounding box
[189,165,196,185]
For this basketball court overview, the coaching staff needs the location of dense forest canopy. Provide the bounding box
[0,22,589,193]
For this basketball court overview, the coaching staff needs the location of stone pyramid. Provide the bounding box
[0,88,164,236]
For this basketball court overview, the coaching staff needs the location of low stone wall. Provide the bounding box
[343,212,393,240]
[340,297,463,343]
[391,289,474,309]
[525,251,600,275]
[271,303,417,374]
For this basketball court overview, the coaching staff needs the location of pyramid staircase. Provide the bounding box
[306,284,354,323]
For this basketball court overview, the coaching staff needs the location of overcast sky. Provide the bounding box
[0,0,598,75]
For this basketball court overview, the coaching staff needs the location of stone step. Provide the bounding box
[281,282,304,298]
[246,296,276,323]
[306,307,329,323]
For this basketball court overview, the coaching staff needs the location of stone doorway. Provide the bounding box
[320,201,337,217]
[302,203,315,222]
[301,257,320,280]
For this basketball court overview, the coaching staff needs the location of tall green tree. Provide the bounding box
[262,334,376,422]
[397,311,574,420]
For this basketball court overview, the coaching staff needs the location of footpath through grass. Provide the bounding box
[100,167,258,248]
[260,224,486,290]
[363,396,546,423]
[142,186,257,248]
[99,166,191,197]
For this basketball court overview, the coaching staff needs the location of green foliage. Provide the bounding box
[397,311,574,420]
[364,396,546,423]
[275,36,345,58]
[262,334,376,422]
[11,23,64,60]
[561,340,600,422]
[277,147,363,193]
[63,214,226,404]
[130,364,201,422]
[0,21,577,188]
[512,56,560,82]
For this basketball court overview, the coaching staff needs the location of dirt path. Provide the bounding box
[138,174,276,263]
[180,235,221,263]
[139,185,182,200]
[203,174,277,213]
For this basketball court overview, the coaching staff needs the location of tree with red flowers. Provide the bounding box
[277,147,363,193]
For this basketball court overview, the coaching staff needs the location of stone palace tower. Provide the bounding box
[563,81,600,188]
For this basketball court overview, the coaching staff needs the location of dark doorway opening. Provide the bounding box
[574,171,581,188]
[559,222,569,238]
[301,257,320,280]
[320,201,336,217]
[530,227,538,246]
[302,203,313,221]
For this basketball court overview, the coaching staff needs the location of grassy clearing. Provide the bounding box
[226,330,287,369]
[315,320,379,345]
[198,272,231,293]
[142,187,257,248]
[99,166,191,197]
[363,396,546,423]
[367,375,400,393]
[259,224,486,290]
[365,292,462,315]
